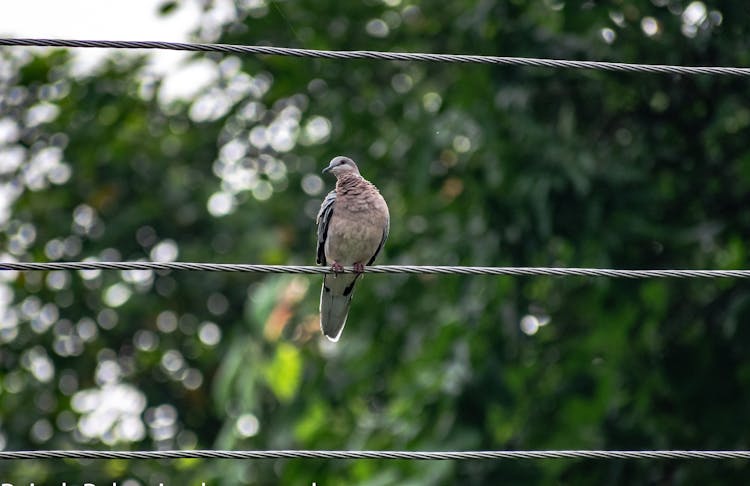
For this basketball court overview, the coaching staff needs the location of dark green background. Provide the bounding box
[1,0,749,483]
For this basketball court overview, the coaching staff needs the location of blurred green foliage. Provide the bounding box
[1,0,750,484]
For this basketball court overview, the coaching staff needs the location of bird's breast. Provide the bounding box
[325,206,386,265]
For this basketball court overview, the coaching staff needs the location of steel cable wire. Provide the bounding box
[1,38,750,75]
[1,449,750,460]
[0,261,749,278]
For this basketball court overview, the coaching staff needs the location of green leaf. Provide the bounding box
[158,1,178,15]
[263,342,302,403]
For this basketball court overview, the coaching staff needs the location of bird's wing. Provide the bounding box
[367,209,389,265]
[316,189,337,265]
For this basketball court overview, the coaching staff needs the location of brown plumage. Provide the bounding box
[316,156,390,341]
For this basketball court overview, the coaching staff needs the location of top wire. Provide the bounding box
[1,38,750,76]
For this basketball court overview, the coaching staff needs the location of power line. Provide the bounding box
[0,261,749,278]
[1,38,749,76]
[1,449,749,460]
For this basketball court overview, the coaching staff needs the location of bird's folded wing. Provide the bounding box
[367,211,390,265]
[316,189,336,265]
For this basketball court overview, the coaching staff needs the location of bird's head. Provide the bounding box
[322,156,360,178]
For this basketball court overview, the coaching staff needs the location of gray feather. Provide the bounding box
[319,273,360,342]
[367,213,390,265]
[316,190,336,265]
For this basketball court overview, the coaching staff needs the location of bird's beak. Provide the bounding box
[321,166,331,174]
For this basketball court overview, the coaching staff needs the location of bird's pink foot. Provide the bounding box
[353,262,365,273]
[331,261,344,273]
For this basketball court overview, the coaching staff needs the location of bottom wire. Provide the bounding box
[0,450,749,460]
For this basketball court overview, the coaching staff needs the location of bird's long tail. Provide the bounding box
[319,273,360,342]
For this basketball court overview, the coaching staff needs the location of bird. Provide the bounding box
[316,156,390,342]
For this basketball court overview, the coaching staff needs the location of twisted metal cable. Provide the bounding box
[0,261,749,278]
[1,449,750,460]
[1,38,750,76]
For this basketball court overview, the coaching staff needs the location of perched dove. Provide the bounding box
[316,156,390,341]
